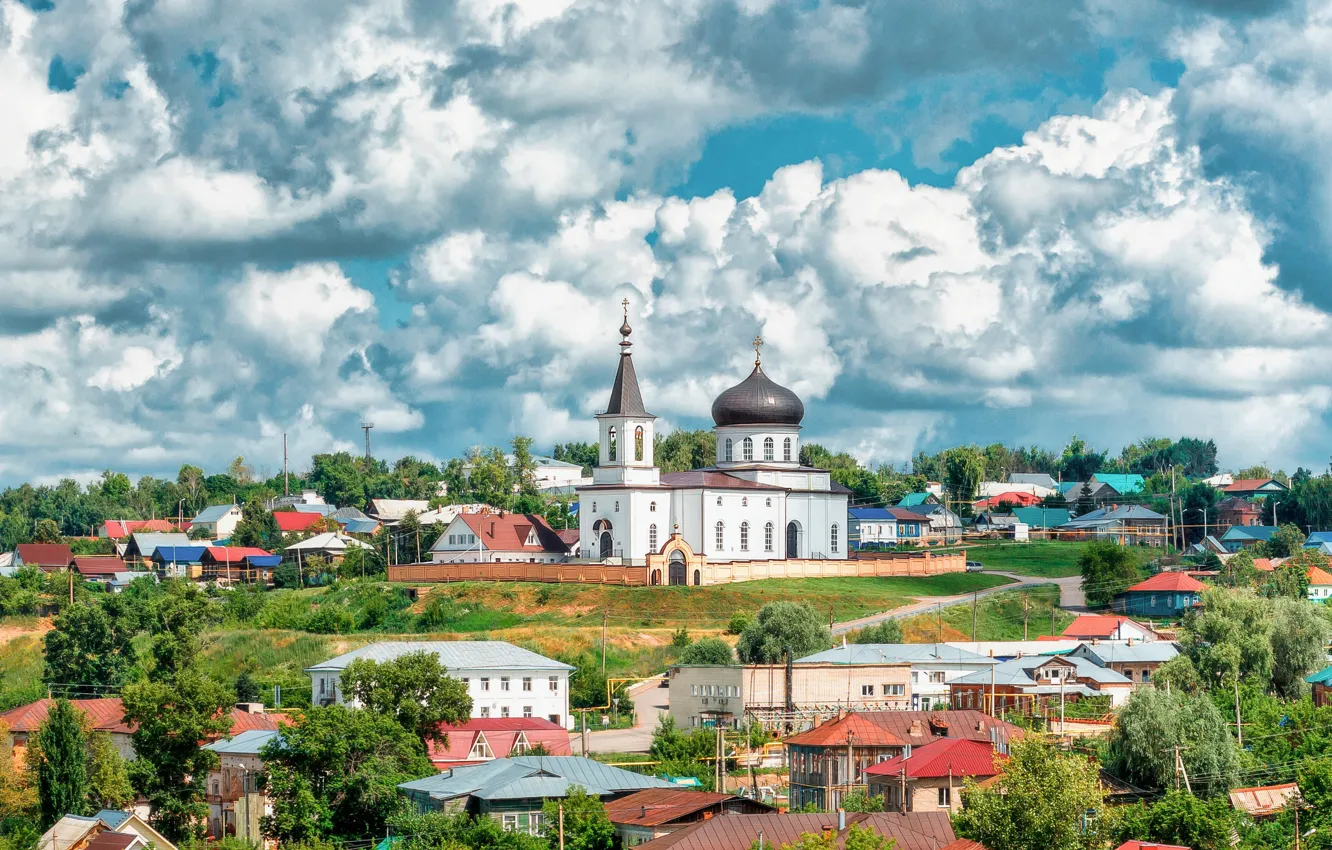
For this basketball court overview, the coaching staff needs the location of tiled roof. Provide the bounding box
[784,713,908,748]
[863,738,1004,780]
[1,698,132,734]
[1228,782,1299,816]
[452,513,570,554]
[427,718,572,765]
[307,641,574,673]
[604,789,758,827]
[1125,572,1206,593]
[72,556,126,577]
[1307,565,1332,586]
[15,543,73,569]
[274,512,324,532]
[637,812,956,850]
[660,471,787,491]
[859,711,1023,745]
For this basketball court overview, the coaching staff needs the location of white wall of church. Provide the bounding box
[670,488,788,562]
[786,491,850,559]
[715,426,801,466]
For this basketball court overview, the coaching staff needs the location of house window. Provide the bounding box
[481,678,491,691]
[522,677,532,691]
[765,522,774,551]
[764,437,774,461]
[691,685,699,696]
[831,523,839,552]
[592,502,597,512]
[929,672,946,684]
[742,497,748,507]
[1142,669,1151,682]
[884,684,905,696]
[938,787,951,807]
[319,679,325,696]
[725,439,733,462]
[501,706,510,718]
[461,678,470,687]
[715,522,725,549]
[608,427,617,462]
[523,706,532,718]
[740,522,750,551]
[549,676,559,691]
[635,426,644,461]
[649,524,658,551]
[765,498,772,507]
[784,438,792,461]
[480,706,490,717]
[501,677,511,691]
[615,501,620,512]
[742,438,753,461]
[861,685,875,697]
[717,496,723,506]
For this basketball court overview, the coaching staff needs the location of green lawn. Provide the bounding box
[0,634,45,711]
[896,585,1075,642]
[959,542,1090,578]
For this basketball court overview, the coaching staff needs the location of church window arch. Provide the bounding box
[614,501,620,512]
[634,426,644,461]
[764,522,774,551]
[608,427,617,462]
[740,521,750,551]
[765,498,772,507]
[649,524,658,552]
[592,502,597,512]
[783,438,792,462]
[724,439,733,462]
[716,496,722,506]
[742,437,753,461]
[742,497,748,507]
[831,523,840,553]
[650,501,657,512]
[715,521,725,550]
[763,437,774,461]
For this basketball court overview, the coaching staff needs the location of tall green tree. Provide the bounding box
[735,602,830,664]
[1106,687,1239,795]
[1181,588,1273,685]
[86,731,134,812]
[35,700,88,827]
[942,446,986,508]
[1297,475,1332,531]
[676,637,735,666]
[850,620,904,644]
[1268,523,1306,558]
[1078,541,1142,607]
[339,651,472,745]
[231,498,281,549]
[954,737,1114,850]
[540,787,616,850]
[1270,597,1330,699]
[43,602,136,693]
[33,520,62,544]
[1113,791,1241,850]
[147,581,214,676]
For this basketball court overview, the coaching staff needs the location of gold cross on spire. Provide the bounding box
[753,334,763,366]
[622,297,630,318]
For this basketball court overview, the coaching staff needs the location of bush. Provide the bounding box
[671,627,691,648]
[727,611,753,635]
[304,605,354,635]
[677,638,734,666]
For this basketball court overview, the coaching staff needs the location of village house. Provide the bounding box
[150,544,208,579]
[1060,615,1160,643]
[848,508,933,549]
[1216,497,1262,528]
[201,547,281,585]
[1114,572,1205,617]
[100,519,178,539]
[397,756,675,835]
[38,811,176,850]
[864,737,1006,813]
[1009,507,1072,531]
[949,654,1133,712]
[14,543,73,571]
[428,512,571,564]
[124,532,194,565]
[1304,531,1332,554]
[1066,642,1180,686]
[604,789,773,847]
[971,491,1042,511]
[425,718,572,769]
[1090,473,1146,494]
[1220,525,1279,552]
[1008,473,1058,490]
[285,531,376,564]
[911,503,964,544]
[202,729,277,843]
[1219,478,1288,500]
[1307,665,1332,708]
[306,641,575,728]
[190,505,244,540]
[634,811,959,850]
[1058,505,1168,546]
[796,645,999,711]
[1058,480,1122,511]
[71,556,127,586]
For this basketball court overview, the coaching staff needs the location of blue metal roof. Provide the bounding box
[204,729,281,755]
[1091,473,1145,494]
[95,810,131,829]
[1305,532,1332,547]
[293,504,337,516]
[342,519,381,534]
[849,508,895,520]
[193,504,239,524]
[1220,525,1279,542]
[247,555,282,567]
[150,545,208,563]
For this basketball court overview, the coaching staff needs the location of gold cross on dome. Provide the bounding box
[753,334,763,365]
[622,297,630,317]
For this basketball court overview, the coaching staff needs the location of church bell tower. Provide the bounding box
[593,300,660,487]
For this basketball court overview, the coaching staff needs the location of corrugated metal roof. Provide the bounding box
[863,738,1003,780]
[204,729,281,755]
[131,533,194,558]
[1228,782,1299,816]
[1,698,133,734]
[796,645,997,666]
[1071,643,1179,665]
[275,512,323,532]
[1125,572,1206,593]
[150,545,208,563]
[193,505,240,524]
[399,756,674,801]
[783,714,907,748]
[285,532,375,552]
[293,504,337,516]
[342,519,381,534]
[637,811,956,850]
[605,790,755,827]
[306,641,574,673]
[1306,665,1332,685]
[15,544,73,569]
[94,810,132,829]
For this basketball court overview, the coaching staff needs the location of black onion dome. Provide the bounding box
[711,365,805,427]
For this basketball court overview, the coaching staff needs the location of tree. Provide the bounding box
[0,720,36,827]
[850,620,903,644]
[839,789,884,813]
[1150,655,1203,695]
[1297,475,1332,531]
[1269,523,1306,558]
[1078,541,1142,607]
[1059,436,1106,483]
[954,737,1113,850]
[122,669,233,842]
[1217,548,1258,589]
[552,441,600,474]
[35,700,87,827]
[86,731,133,811]
[226,456,255,485]
[1182,588,1273,686]
[943,446,986,508]
[274,560,302,589]
[388,809,548,850]
[735,602,830,664]
[33,519,62,544]
[339,651,472,745]
[1180,482,1219,544]
[1270,597,1331,699]
[1106,688,1238,794]
[147,581,213,676]
[231,498,281,549]
[1075,481,1095,516]
[235,671,262,704]
[1113,791,1241,850]
[541,787,616,850]
[677,638,735,666]
[43,602,136,693]
[262,706,432,842]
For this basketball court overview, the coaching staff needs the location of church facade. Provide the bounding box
[576,310,849,577]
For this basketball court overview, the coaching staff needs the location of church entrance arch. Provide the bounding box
[651,569,661,585]
[668,551,686,586]
[786,521,801,559]
[594,520,613,560]
[693,569,701,586]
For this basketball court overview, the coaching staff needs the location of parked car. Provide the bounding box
[965,561,984,572]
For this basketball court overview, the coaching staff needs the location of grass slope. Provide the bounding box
[961,542,1093,578]
[897,585,1075,642]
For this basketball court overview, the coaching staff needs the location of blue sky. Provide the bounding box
[2,0,1332,486]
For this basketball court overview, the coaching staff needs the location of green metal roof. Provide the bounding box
[1091,473,1146,494]
[1307,665,1332,686]
[898,492,933,507]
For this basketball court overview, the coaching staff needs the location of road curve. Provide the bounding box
[830,571,1084,635]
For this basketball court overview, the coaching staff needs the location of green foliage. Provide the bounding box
[1077,541,1143,607]
[261,706,432,842]
[32,521,61,544]
[540,787,616,850]
[1182,588,1274,685]
[35,700,87,827]
[1113,792,1241,850]
[839,789,884,813]
[671,627,691,648]
[388,810,547,850]
[1150,655,1203,695]
[147,581,215,676]
[1106,687,1238,794]
[273,560,302,589]
[676,638,734,666]
[42,601,136,693]
[235,671,262,703]
[1269,523,1306,558]
[85,732,133,812]
[849,620,903,644]
[304,605,354,634]
[735,602,830,663]
[232,498,282,550]
[1269,597,1330,699]
[552,442,599,474]
[339,651,472,745]
[727,611,753,635]
[954,737,1114,850]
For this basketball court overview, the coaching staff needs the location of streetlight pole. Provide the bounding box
[1272,499,1280,526]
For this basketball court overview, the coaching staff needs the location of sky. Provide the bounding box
[3,0,1332,486]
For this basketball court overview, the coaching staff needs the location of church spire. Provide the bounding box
[604,298,650,417]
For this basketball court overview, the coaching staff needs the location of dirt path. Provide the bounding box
[0,618,51,644]
[830,572,1084,635]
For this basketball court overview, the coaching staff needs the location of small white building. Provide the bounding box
[428,513,572,564]
[305,641,576,729]
[191,505,244,540]
[797,644,1000,711]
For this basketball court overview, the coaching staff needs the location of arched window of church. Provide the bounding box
[783,437,792,462]
[740,521,749,551]
[742,497,748,507]
[635,426,644,461]
[724,438,733,462]
[650,501,657,512]
[765,498,772,507]
[608,427,617,462]
[715,521,725,550]
[649,524,658,551]
[764,437,774,461]
[614,501,620,512]
[831,523,840,552]
[764,522,774,551]
[592,502,597,512]
[717,496,722,506]
[742,437,753,461]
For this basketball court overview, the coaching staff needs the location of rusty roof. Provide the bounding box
[1228,782,1299,816]
[638,812,955,850]
[859,710,1023,745]
[71,556,127,577]
[1,699,132,734]
[15,543,73,569]
[604,790,761,827]
[784,713,907,748]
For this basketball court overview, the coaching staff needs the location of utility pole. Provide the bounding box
[1173,745,1192,793]
[601,611,608,673]
[558,802,565,850]
[1234,678,1243,747]
[361,421,375,463]
[829,606,834,634]
[936,604,942,646]
[1050,606,1056,637]
[1022,594,1031,641]
[283,432,289,496]
[971,592,978,641]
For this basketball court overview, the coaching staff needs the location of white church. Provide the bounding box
[576,307,849,581]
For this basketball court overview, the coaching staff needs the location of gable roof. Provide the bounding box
[1010,507,1071,528]
[1090,473,1145,494]
[1218,497,1260,512]
[1062,615,1157,640]
[15,543,73,569]
[285,532,376,552]
[1306,665,1332,686]
[952,654,1131,688]
[1008,473,1057,488]
[274,511,324,532]
[1124,572,1206,593]
[796,645,997,666]
[426,718,572,765]
[825,711,1021,747]
[604,790,766,827]
[1307,565,1332,586]
[1220,525,1279,542]
[203,729,282,756]
[398,756,674,802]
[128,533,193,559]
[1069,643,1180,665]
[898,492,937,507]
[636,811,957,850]
[307,641,573,673]
[440,513,572,554]
[863,738,1004,780]
[192,504,240,524]
[103,519,177,538]
[1221,478,1288,493]
[784,713,908,748]
[657,470,787,491]
[150,545,209,564]
[0,698,132,734]
[71,556,126,577]
[369,499,431,521]
[1228,782,1299,816]
[972,492,1042,509]
[202,546,275,564]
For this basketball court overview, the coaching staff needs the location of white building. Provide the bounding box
[797,644,1000,711]
[305,641,576,729]
[577,311,849,570]
[191,504,244,540]
[428,512,572,563]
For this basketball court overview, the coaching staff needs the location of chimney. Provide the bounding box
[641,807,646,819]
[837,810,846,831]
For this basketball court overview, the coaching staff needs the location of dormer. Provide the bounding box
[468,732,494,760]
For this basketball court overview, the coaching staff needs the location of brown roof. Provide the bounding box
[0,698,133,734]
[784,713,907,748]
[605,790,770,827]
[227,708,283,734]
[72,556,126,577]
[1228,782,1299,816]
[858,711,1023,746]
[15,543,73,570]
[660,471,787,491]
[557,529,580,547]
[455,513,570,554]
[639,812,955,850]
[939,841,988,850]
[85,833,141,850]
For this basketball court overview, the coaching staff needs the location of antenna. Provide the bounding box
[361,421,374,462]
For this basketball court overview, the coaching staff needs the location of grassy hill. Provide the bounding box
[956,540,1153,578]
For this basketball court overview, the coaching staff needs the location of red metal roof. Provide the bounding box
[972,492,1041,509]
[274,512,324,532]
[557,529,581,546]
[15,543,73,570]
[863,738,1004,780]
[638,812,956,850]
[1115,843,1190,850]
[784,713,908,748]
[72,556,127,577]
[605,790,751,827]
[203,546,274,563]
[454,513,570,554]
[1253,558,1276,571]
[0,698,133,734]
[103,519,177,538]
[1061,615,1155,639]
[426,717,571,765]
[939,841,988,850]
[228,707,284,734]
[1125,572,1206,593]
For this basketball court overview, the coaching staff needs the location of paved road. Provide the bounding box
[571,676,667,754]
[830,571,1084,635]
